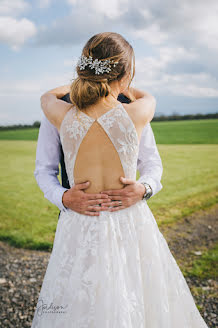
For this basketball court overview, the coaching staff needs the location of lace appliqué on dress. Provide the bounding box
[60,108,95,187]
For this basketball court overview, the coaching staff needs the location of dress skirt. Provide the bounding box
[31,200,208,328]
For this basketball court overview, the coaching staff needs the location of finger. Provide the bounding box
[100,190,123,196]
[87,199,111,206]
[100,202,116,207]
[109,206,125,212]
[87,206,109,212]
[84,211,100,216]
[120,177,135,185]
[102,201,124,207]
[86,193,109,200]
[75,181,90,190]
[106,195,123,201]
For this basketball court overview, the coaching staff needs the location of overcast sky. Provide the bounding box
[0,0,218,125]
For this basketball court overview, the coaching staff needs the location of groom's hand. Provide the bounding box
[62,181,111,216]
[100,177,146,212]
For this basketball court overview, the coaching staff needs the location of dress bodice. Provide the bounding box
[59,102,139,188]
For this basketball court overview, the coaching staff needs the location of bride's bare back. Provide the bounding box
[74,120,125,193]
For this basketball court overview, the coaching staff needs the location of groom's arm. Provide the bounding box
[137,123,163,197]
[34,114,69,211]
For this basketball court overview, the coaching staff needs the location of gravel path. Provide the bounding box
[0,205,217,328]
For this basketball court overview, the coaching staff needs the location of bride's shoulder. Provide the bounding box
[40,92,74,132]
[121,96,156,126]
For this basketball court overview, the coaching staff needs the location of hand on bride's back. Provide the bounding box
[100,177,146,212]
[62,181,111,216]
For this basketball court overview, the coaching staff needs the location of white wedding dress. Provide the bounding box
[31,102,208,328]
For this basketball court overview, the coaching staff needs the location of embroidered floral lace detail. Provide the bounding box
[60,107,94,187]
[31,201,209,328]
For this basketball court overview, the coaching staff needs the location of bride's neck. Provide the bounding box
[85,92,120,112]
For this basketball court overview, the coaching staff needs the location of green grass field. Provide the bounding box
[151,119,218,144]
[1,118,218,143]
[0,128,39,141]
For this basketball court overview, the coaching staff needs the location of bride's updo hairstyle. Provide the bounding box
[70,32,135,110]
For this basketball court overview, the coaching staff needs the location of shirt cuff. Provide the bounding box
[137,176,162,198]
[54,187,69,212]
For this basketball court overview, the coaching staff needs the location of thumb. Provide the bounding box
[120,177,135,185]
[74,181,90,190]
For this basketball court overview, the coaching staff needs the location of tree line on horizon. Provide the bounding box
[0,112,217,130]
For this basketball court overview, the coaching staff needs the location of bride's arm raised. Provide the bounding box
[122,87,156,126]
[40,84,73,132]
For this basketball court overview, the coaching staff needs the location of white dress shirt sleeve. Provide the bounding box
[137,123,163,197]
[34,114,69,212]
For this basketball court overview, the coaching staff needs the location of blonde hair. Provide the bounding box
[70,32,135,110]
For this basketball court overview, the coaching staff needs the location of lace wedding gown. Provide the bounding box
[31,103,208,328]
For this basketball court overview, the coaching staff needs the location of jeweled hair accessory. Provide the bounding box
[77,54,119,75]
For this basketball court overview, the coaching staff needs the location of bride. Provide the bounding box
[31,32,208,327]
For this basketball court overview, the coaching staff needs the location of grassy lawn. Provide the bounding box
[1,118,218,143]
[0,139,217,250]
[148,144,218,225]
[151,118,218,144]
[0,128,39,141]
